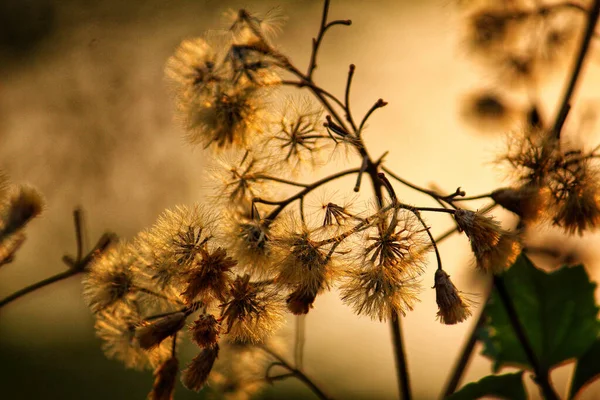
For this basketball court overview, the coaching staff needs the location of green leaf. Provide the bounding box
[481,254,598,372]
[447,372,526,400]
[569,338,600,399]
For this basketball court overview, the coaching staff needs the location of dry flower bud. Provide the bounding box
[190,314,220,348]
[182,247,236,304]
[491,185,546,222]
[137,312,187,350]
[0,185,44,237]
[181,345,220,392]
[0,232,26,267]
[286,286,317,315]
[434,269,472,325]
[148,357,179,400]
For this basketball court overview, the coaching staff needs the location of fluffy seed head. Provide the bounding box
[434,269,473,325]
[0,185,44,238]
[181,345,220,392]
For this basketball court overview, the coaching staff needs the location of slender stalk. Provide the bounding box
[553,0,600,138]
[260,345,332,400]
[493,276,560,400]
[0,269,81,309]
[390,312,411,400]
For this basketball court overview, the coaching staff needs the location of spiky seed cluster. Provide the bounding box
[454,209,521,274]
[166,9,284,150]
[182,247,236,304]
[190,314,221,348]
[94,305,172,370]
[220,274,283,343]
[0,185,45,238]
[149,357,179,400]
[224,212,272,276]
[136,312,187,350]
[181,344,220,392]
[550,161,600,235]
[340,265,420,321]
[434,269,472,325]
[212,150,269,207]
[501,131,560,187]
[83,241,136,313]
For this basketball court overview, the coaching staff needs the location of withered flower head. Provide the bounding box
[550,161,600,235]
[227,216,272,275]
[0,185,44,238]
[220,274,284,343]
[454,209,521,274]
[190,314,221,348]
[500,131,560,186]
[362,208,429,277]
[94,304,171,370]
[148,357,179,400]
[181,344,220,392]
[286,285,318,315]
[466,9,511,55]
[434,269,473,325]
[136,312,187,350]
[83,241,136,313]
[182,247,236,304]
[274,227,333,295]
[491,184,547,223]
[340,264,421,322]
[213,150,268,206]
[461,90,518,133]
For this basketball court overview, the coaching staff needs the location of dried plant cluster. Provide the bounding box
[2,1,600,399]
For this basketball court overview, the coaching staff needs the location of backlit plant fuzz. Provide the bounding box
[454,209,521,274]
[433,269,473,325]
[83,241,136,313]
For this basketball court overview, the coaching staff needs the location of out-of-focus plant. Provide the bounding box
[2,1,600,399]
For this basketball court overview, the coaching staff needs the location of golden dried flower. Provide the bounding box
[191,314,221,348]
[340,264,421,321]
[286,286,318,315]
[148,357,179,400]
[274,228,333,295]
[94,304,171,370]
[434,269,472,325]
[226,216,272,276]
[136,312,187,350]
[0,232,25,267]
[220,274,284,343]
[454,209,520,273]
[491,185,547,223]
[0,185,44,238]
[550,161,600,235]
[83,241,136,313]
[182,247,236,304]
[181,344,220,392]
[500,131,559,186]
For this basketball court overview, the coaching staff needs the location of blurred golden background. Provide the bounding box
[1,0,600,399]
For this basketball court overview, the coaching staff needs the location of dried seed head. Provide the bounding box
[225,212,273,275]
[182,247,236,304]
[454,209,520,273]
[340,265,421,321]
[212,150,269,206]
[434,269,473,325]
[83,241,136,313]
[190,314,221,348]
[286,286,318,315]
[148,357,179,400]
[94,304,171,370]
[0,185,44,238]
[274,229,332,295]
[220,274,284,343]
[181,344,220,392]
[550,161,600,235]
[136,312,187,350]
[461,90,518,133]
[0,232,25,267]
[491,185,547,223]
[465,9,511,55]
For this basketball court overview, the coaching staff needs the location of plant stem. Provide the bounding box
[0,269,82,309]
[493,276,560,400]
[260,345,332,400]
[553,0,600,138]
[390,311,412,400]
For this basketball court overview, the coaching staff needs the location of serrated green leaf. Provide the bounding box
[447,372,526,400]
[569,338,600,399]
[481,254,598,372]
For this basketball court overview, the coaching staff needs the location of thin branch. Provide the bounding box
[358,99,387,135]
[344,64,358,131]
[295,314,306,369]
[255,174,310,188]
[0,269,81,309]
[390,312,412,400]
[553,0,600,138]
[259,345,332,400]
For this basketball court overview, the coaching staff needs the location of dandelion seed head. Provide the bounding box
[83,241,136,313]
